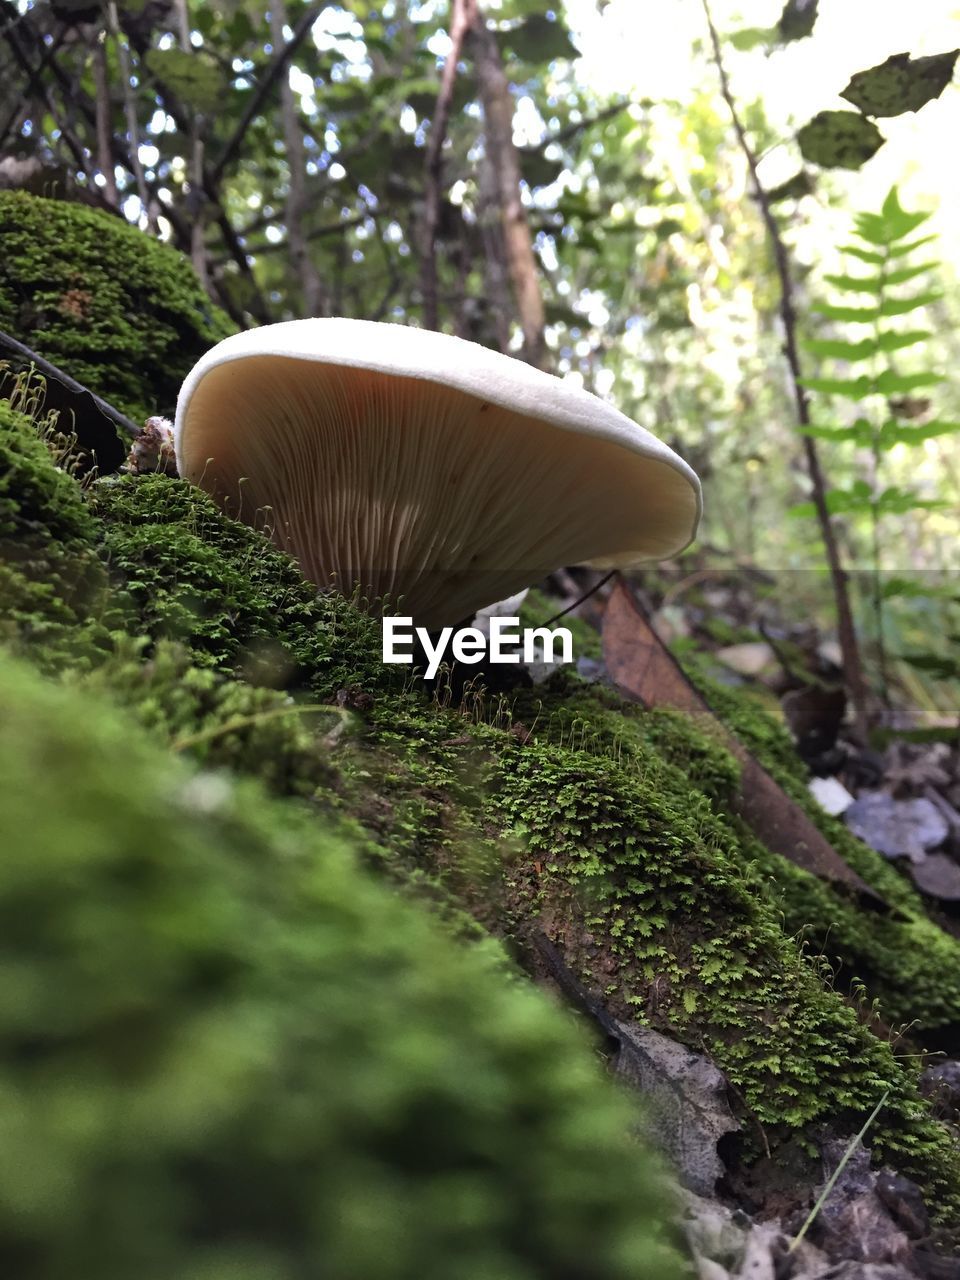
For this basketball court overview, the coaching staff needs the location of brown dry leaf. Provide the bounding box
[602,578,888,910]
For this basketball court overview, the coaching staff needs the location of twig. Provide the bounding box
[421,0,477,330]
[700,0,871,741]
[209,4,324,189]
[542,570,615,629]
[0,22,64,149]
[525,99,630,153]
[0,329,141,441]
[3,14,93,184]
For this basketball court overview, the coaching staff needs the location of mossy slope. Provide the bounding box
[0,648,682,1280]
[0,191,231,424]
[4,393,960,1228]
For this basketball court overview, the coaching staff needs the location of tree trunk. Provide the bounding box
[470,10,546,369]
[269,0,325,317]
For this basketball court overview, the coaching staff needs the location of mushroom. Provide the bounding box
[175,319,701,628]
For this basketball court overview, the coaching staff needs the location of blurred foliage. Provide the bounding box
[0,0,956,714]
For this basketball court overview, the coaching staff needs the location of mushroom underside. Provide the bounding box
[177,357,697,627]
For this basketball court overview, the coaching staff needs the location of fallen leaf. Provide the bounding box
[614,1022,739,1197]
[602,578,888,909]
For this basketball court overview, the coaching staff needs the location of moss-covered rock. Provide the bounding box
[0,191,231,427]
[0,648,683,1280]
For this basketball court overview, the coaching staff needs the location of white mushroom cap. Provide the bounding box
[175,318,701,628]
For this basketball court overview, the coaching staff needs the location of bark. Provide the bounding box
[92,34,118,206]
[469,8,547,369]
[106,2,153,225]
[701,0,872,742]
[476,152,512,352]
[269,0,324,316]
[173,0,209,290]
[421,0,476,331]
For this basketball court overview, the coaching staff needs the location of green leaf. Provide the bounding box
[787,501,817,519]
[799,375,872,397]
[899,652,960,678]
[887,233,936,259]
[875,329,932,353]
[823,271,884,296]
[854,188,931,243]
[802,336,877,361]
[799,421,873,445]
[777,0,818,42]
[498,14,577,63]
[884,261,937,286]
[881,576,943,600]
[143,47,226,115]
[873,369,944,395]
[841,50,959,117]
[878,290,943,316]
[797,111,884,170]
[810,301,879,323]
[728,26,775,50]
[840,243,884,265]
[874,485,948,515]
[767,171,816,203]
[880,419,960,448]
[825,481,873,514]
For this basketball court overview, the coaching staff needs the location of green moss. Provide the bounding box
[0,648,685,1280]
[0,399,113,668]
[92,474,396,695]
[6,388,960,1220]
[679,663,960,1033]
[0,191,231,424]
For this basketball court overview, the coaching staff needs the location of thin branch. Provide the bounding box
[421,0,477,331]
[211,212,367,266]
[524,99,630,154]
[209,3,324,189]
[0,329,142,441]
[700,0,871,741]
[0,22,64,149]
[3,15,94,185]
